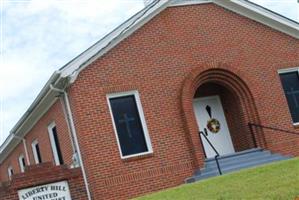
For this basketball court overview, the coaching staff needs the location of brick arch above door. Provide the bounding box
[181,63,265,168]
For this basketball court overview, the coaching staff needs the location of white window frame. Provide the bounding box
[48,122,61,165]
[7,166,13,180]
[277,67,299,75]
[107,90,153,159]
[31,140,41,164]
[278,67,299,125]
[18,154,26,173]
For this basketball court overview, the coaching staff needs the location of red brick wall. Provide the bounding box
[1,3,298,200]
[0,163,87,200]
[0,99,74,182]
[67,3,299,199]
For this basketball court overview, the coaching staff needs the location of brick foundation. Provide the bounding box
[0,163,87,200]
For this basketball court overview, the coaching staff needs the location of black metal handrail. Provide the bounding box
[248,122,299,148]
[199,130,222,175]
[248,123,258,148]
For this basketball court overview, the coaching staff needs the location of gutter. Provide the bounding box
[50,84,92,200]
[0,72,61,158]
[10,71,61,135]
[214,0,299,39]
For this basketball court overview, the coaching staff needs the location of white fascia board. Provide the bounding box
[60,0,170,80]
[214,0,299,39]
[0,135,14,156]
[60,0,299,82]
[232,0,299,28]
[0,95,59,164]
[170,0,212,7]
[277,67,299,74]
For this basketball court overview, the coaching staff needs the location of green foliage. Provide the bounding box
[136,158,299,200]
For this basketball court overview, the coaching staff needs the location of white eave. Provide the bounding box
[0,72,68,163]
[214,0,299,39]
[60,0,170,80]
[0,0,171,164]
[0,0,298,164]
[60,0,298,81]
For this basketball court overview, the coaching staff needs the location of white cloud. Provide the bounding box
[0,0,144,143]
[0,0,298,145]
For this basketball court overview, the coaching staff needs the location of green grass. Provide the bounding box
[136,158,299,200]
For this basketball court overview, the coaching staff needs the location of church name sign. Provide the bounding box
[18,181,71,200]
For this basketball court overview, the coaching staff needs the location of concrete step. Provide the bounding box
[204,149,266,166]
[205,148,263,162]
[217,155,285,179]
[204,151,273,171]
[194,148,267,176]
[187,155,289,183]
[204,154,288,175]
[185,148,292,183]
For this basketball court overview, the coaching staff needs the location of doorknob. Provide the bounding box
[204,128,208,136]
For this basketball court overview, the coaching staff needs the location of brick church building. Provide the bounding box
[0,0,298,199]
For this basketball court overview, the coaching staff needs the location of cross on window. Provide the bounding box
[109,93,150,157]
[286,87,299,108]
[118,113,135,138]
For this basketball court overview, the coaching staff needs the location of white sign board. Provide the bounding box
[18,181,72,200]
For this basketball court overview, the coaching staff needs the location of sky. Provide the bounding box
[0,0,298,145]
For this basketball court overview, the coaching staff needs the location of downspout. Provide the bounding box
[59,97,76,160]
[12,135,31,166]
[50,84,92,200]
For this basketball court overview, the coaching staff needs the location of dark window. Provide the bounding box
[35,143,42,163]
[280,72,299,123]
[19,156,26,172]
[21,157,26,167]
[8,167,14,180]
[52,126,64,165]
[110,95,148,156]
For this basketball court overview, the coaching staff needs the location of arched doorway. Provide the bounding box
[182,68,265,167]
[194,83,253,158]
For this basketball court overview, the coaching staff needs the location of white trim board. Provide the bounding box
[61,0,299,82]
[60,0,170,79]
[48,122,61,166]
[169,0,212,7]
[31,140,41,164]
[18,154,25,173]
[7,166,13,180]
[278,67,299,74]
[214,0,299,39]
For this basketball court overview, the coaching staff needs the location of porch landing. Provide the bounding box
[185,148,292,183]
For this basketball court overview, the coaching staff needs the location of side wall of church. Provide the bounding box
[0,100,74,182]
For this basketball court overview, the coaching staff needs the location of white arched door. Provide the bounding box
[193,95,235,158]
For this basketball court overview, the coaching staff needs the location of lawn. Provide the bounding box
[135,158,299,200]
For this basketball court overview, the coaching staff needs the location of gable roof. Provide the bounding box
[0,0,298,163]
[60,0,299,81]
